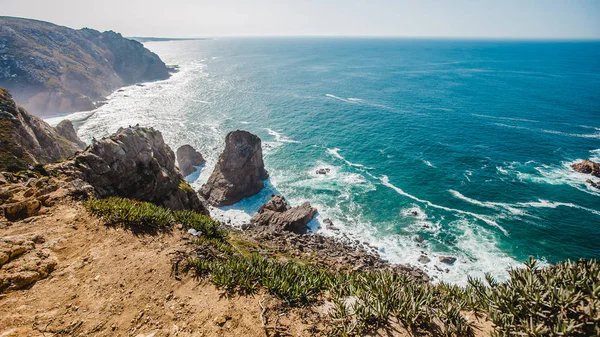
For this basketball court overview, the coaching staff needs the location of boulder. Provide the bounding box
[176,145,205,176]
[439,256,457,265]
[55,119,87,150]
[69,126,207,213]
[571,160,600,178]
[316,168,330,175]
[201,130,268,206]
[250,195,317,234]
[418,255,431,264]
[1,200,41,221]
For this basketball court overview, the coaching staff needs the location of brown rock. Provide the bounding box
[0,234,56,292]
[571,160,600,178]
[2,200,41,221]
[55,119,86,150]
[176,145,205,177]
[251,196,317,234]
[201,130,268,206]
[439,256,457,265]
[586,179,600,189]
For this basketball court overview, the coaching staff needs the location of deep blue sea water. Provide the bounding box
[48,38,600,284]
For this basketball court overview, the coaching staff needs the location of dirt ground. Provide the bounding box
[0,200,330,336]
[0,175,493,337]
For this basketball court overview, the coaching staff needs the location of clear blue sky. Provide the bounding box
[3,0,600,39]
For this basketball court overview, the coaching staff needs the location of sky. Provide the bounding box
[2,0,600,39]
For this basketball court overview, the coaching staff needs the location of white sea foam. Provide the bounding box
[516,200,600,217]
[491,122,600,139]
[449,190,527,216]
[326,148,365,168]
[378,175,509,235]
[325,94,360,104]
[266,128,301,143]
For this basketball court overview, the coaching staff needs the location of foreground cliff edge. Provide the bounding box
[0,16,171,116]
[0,93,598,336]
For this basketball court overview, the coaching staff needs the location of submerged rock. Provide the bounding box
[316,168,330,175]
[251,195,317,234]
[67,126,207,213]
[201,130,268,206]
[586,179,600,189]
[571,160,600,178]
[176,145,205,177]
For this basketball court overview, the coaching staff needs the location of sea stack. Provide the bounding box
[250,195,317,234]
[176,144,205,176]
[201,130,268,206]
[55,120,87,150]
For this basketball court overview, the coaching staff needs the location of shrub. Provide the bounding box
[84,197,225,239]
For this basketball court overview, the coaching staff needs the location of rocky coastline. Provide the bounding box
[0,90,430,292]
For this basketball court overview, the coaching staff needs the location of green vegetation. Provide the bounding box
[84,196,600,336]
[84,197,225,238]
[178,180,195,193]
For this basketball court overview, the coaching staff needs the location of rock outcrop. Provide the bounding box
[201,130,268,206]
[176,144,205,176]
[0,88,85,172]
[250,195,317,234]
[571,160,600,178]
[55,119,87,149]
[67,126,207,213]
[0,234,56,292]
[0,16,170,116]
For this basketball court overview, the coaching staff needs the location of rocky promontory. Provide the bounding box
[63,126,206,213]
[176,144,205,176]
[201,130,268,206]
[0,16,170,116]
[0,88,85,172]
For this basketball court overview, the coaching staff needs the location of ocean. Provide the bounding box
[46,38,600,284]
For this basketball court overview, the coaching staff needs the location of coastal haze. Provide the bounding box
[47,37,600,284]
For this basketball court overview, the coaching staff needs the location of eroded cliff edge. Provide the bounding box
[0,16,170,116]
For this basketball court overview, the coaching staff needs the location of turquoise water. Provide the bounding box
[49,38,600,284]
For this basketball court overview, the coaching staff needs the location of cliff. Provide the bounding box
[0,87,84,172]
[0,16,170,116]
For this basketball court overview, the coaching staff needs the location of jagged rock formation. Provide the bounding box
[56,119,86,149]
[201,130,268,206]
[250,195,317,234]
[572,160,600,178]
[0,16,170,116]
[0,88,85,172]
[65,126,206,213]
[176,144,205,176]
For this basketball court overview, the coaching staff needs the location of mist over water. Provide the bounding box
[48,38,600,284]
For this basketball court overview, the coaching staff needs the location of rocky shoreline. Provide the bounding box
[0,90,431,291]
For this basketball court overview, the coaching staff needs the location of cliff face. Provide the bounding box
[0,16,170,116]
[0,88,85,172]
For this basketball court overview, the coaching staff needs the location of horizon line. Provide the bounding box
[131,35,600,42]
